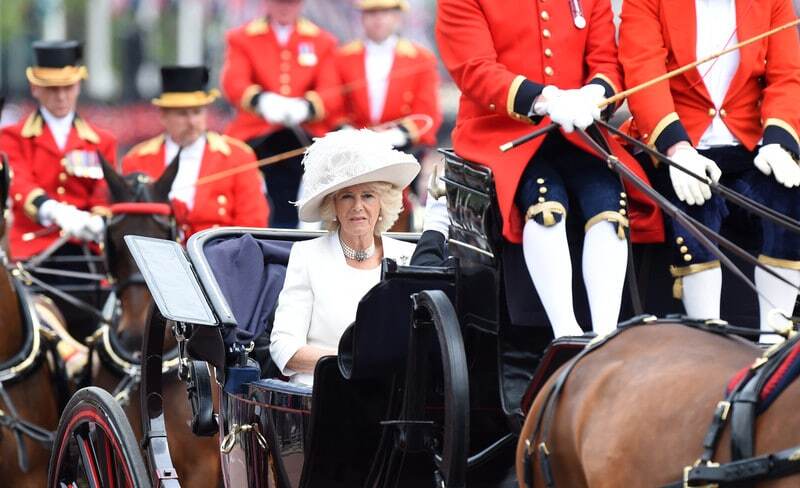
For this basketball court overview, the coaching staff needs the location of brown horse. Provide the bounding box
[0,154,61,487]
[92,160,222,487]
[516,322,800,487]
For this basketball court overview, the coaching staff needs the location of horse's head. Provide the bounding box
[101,155,179,352]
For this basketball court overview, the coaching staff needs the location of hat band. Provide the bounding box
[152,89,220,108]
[358,0,409,11]
[26,66,88,87]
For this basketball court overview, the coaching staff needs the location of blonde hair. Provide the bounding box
[319,181,403,235]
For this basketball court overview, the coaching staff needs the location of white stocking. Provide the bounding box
[582,221,628,336]
[522,219,583,338]
[681,267,722,320]
[756,265,800,344]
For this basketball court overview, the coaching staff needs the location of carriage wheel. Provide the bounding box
[48,387,151,488]
[392,290,469,488]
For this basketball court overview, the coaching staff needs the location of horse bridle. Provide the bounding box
[104,201,176,294]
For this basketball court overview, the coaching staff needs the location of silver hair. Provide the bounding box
[318,181,403,235]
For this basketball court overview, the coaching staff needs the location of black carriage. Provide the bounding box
[45,149,771,488]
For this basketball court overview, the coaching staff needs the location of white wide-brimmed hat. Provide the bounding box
[296,128,420,222]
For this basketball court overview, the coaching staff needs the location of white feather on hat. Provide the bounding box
[296,128,420,222]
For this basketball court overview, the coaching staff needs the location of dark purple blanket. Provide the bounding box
[204,234,293,346]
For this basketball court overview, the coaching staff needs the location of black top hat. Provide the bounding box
[26,40,88,87]
[152,66,219,108]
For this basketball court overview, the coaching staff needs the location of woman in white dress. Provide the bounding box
[269,129,420,385]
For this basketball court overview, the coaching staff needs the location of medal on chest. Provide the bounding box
[62,149,104,179]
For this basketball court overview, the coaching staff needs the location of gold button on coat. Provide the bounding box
[280,85,291,95]
[541,11,550,21]
[719,108,727,117]
[544,48,553,57]
[218,208,226,216]
[217,195,228,205]
[708,108,716,117]
[683,254,693,262]
[543,29,551,38]
[56,186,65,195]
[488,103,496,110]
[59,173,68,183]
[676,236,684,245]
[544,66,554,76]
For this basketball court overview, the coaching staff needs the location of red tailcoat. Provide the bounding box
[436,0,664,244]
[0,111,116,259]
[619,0,800,155]
[221,17,340,143]
[332,38,442,146]
[121,132,269,240]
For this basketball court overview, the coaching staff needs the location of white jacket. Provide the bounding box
[269,232,415,385]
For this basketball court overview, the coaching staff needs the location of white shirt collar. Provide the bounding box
[365,35,398,54]
[272,22,294,46]
[40,107,75,151]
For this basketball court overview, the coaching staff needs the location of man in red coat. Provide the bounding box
[122,66,269,241]
[221,0,340,228]
[619,0,800,340]
[436,0,664,338]
[333,0,442,230]
[0,40,116,346]
[0,40,115,260]
[333,0,441,150]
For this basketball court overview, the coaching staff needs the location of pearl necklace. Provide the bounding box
[339,234,376,262]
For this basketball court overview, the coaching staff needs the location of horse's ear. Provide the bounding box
[151,151,180,202]
[99,151,130,203]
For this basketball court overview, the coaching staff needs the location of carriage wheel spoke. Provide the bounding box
[74,426,103,488]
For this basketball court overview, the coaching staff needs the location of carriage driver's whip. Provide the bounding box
[499,17,800,152]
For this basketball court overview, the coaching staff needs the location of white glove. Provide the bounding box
[257,92,292,125]
[282,98,311,126]
[375,128,409,148]
[422,194,449,238]
[39,200,104,242]
[534,84,604,133]
[668,143,722,206]
[754,144,800,188]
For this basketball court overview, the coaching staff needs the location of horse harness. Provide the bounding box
[520,316,800,488]
[0,259,68,473]
[664,331,800,488]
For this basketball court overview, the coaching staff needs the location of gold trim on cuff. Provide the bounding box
[525,201,566,227]
[241,85,263,113]
[23,188,47,222]
[764,118,800,147]
[648,112,681,147]
[585,210,629,239]
[669,260,721,299]
[589,73,618,96]
[758,254,800,270]
[305,91,325,121]
[507,75,527,119]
